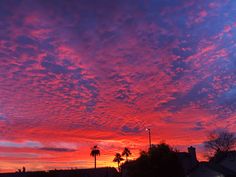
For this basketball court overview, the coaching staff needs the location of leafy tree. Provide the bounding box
[90,145,100,169]
[122,143,184,177]
[113,153,124,171]
[204,130,236,158]
[122,147,132,161]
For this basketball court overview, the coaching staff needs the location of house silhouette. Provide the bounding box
[176,146,199,175]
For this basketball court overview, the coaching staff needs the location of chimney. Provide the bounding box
[188,146,197,163]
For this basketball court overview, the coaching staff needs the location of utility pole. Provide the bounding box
[146,128,151,149]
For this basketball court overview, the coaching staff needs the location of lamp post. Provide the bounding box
[146,128,151,149]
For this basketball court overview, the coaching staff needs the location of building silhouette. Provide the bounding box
[176,146,199,175]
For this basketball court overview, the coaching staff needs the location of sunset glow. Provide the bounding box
[1,0,236,172]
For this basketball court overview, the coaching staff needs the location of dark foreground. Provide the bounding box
[0,168,119,177]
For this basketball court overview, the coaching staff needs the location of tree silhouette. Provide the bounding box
[90,145,100,169]
[122,147,132,161]
[113,153,124,171]
[121,143,184,177]
[204,130,236,158]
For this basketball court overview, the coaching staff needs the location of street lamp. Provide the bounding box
[145,128,151,149]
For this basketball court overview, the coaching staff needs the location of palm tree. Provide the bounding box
[90,145,100,169]
[122,147,132,161]
[113,153,124,171]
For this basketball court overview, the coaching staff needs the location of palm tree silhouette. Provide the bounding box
[90,145,100,169]
[122,147,132,161]
[113,153,124,171]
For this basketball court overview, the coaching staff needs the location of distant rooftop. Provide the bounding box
[0,167,119,177]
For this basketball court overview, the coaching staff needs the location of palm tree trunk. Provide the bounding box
[95,155,96,169]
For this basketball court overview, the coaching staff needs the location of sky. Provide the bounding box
[0,0,236,172]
